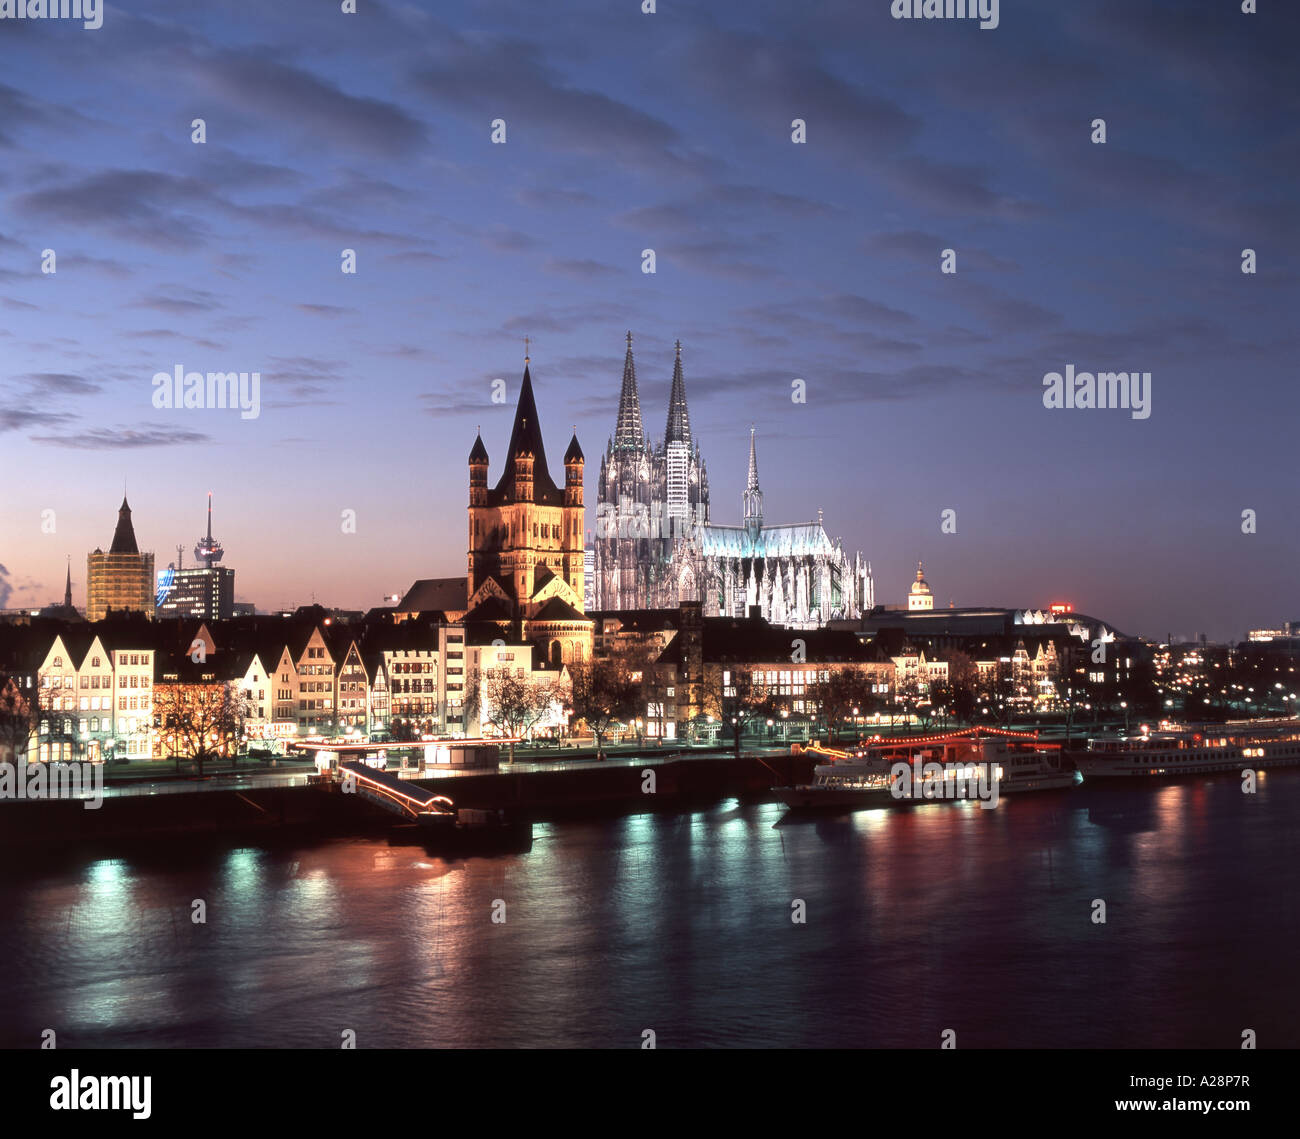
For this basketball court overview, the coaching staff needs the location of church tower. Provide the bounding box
[466,350,590,664]
[594,333,710,611]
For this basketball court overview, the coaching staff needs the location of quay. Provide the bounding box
[0,749,818,851]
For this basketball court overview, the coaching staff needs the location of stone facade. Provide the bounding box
[592,335,872,627]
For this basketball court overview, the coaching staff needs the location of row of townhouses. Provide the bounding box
[0,608,568,762]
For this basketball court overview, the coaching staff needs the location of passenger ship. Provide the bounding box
[775,727,1080,810]
[1068,717,1300,779]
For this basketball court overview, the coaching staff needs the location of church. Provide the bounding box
[464,355,593,665]
[591,334,873,628]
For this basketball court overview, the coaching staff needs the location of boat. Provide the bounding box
[1066,717,1300,779]
[390,808,533,854]
[775,728,1079,811]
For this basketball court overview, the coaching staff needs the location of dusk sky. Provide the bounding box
[0,0,1295,640]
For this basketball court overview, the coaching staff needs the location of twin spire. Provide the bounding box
[614,331,693,454]
[614,330,646,451]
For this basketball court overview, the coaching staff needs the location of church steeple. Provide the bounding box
[491,357,562,504]
[664,339,692,448]
[63,560,72,609]
[613,330,645,452]
[743,427,763,537]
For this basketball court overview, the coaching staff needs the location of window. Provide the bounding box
[80,676,89,689]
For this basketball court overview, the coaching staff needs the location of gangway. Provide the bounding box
[336,760,456,822]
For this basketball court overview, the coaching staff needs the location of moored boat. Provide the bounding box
[776,727,1079,811]
[1066,717,1300,779]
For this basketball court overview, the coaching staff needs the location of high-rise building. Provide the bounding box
[87,498,155,621]
[157,495,236,621]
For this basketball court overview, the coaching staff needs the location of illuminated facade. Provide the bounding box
[593,335,871,627]
[465,355,593,666]
[908,561,934,611]
[86,498,155,622]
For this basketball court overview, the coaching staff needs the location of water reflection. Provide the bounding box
[1,774,1298,1047]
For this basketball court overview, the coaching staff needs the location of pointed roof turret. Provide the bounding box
[746,428,761,493]
[491,360,562,504]
[469,430,489,464]
[110,497,140,554]
[613,330,645,452]
[564,430,584,464]
[664,338,692,448]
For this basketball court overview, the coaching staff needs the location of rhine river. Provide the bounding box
[2,774,1298,1049]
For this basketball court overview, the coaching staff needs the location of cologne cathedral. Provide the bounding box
[591,334,873,628]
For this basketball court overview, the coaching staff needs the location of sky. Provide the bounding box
[0,0,1295,641]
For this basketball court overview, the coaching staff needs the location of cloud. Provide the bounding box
[12,169,219,249]
[863,230,1020,272]
[683,28,918,157]
[0,408,77,433]
[129,288,225,315]
[31,427,212,449]
[542,258,617,279]
[296,303,357,317]
[414,36,712,177]
[187,52,429,157]
[17,373,102,396]
[516,187,599,209]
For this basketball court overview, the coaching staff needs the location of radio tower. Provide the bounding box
[194,492,225,568]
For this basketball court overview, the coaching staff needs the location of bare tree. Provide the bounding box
[0,676,33,765]
[471,669,559,763]
[569,656,642,760]
[153,681,246,777]
[728,669,780,756]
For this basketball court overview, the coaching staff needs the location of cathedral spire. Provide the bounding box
[743,426,763,536]
[64,559,72,608]
[664,338,692,449]
[613,330,645,452]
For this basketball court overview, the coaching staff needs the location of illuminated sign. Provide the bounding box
[155,565,176,607]
[1049,602,1072,614]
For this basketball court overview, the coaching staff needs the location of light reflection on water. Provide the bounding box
[2,775,1298,1048]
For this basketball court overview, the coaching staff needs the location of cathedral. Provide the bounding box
[592,334,873,628]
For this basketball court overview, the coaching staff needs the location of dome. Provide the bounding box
[910,561,931,595]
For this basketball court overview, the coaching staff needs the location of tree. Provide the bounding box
[727,669,780,756]
[569,657,641,759]
[0,676,33,765]
[153,681,246,777]
[946,651,979,724]
[471,669,560,763]
[389,718,419,744]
